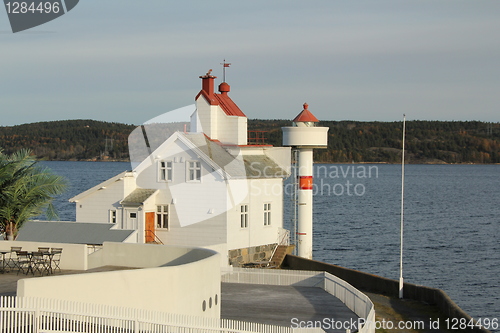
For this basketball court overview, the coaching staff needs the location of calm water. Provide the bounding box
[41,161,499,322]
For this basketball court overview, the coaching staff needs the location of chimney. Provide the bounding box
[199,69,217,96]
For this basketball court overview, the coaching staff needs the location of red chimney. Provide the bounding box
[199,69,217,96]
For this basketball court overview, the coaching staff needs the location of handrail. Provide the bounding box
[268,228,290,264]
[144,229,164,244]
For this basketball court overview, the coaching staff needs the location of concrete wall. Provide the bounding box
[283,255,490,333]
[87,242,216,269]
[17,242,221,318]
[0,240,88,270]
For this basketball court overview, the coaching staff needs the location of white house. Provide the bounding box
[69,70,291,266]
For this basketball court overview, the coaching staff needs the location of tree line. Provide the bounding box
[0,120,135,161]
[1,119,499,164]
[248,119,500,164]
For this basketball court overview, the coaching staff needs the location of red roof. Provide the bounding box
[213,93,246,117]
[195,82,246,117]
[293,103,319,122]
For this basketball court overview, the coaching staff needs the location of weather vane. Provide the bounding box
[220,59,231,82]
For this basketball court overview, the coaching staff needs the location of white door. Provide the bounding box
[125,210,138,230]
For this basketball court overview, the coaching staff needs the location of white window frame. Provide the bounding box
[158,161,173,182]
[240,204,248,228]
[156,205,169,229]
[264,203,271,226]
[109,210,117,223]
[187,160,201,182]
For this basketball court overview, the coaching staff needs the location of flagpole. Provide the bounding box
[399,114,406,299]
[221,59,231,82]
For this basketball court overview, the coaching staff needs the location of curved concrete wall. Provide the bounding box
[283,255,490,333]
[17,242,221,318]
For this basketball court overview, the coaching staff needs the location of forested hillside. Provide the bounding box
[1,119,499,164]
[0,120,135,161]
[248,119,500,164]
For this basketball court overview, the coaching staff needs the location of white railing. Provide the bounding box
[277,227,290,246]
[268,228,291,265]
[0,296,323,333]
[222,267,375,333]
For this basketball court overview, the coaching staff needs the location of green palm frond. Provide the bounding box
[0,147,67,238]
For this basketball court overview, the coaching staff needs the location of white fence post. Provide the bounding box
[34,306,40,333]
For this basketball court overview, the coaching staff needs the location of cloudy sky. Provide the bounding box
[1,1,500,126]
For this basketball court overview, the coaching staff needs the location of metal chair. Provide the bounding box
[16,251,32,275]
[32,251,50,276]
[50,248,63,273]
[6,246,22,271]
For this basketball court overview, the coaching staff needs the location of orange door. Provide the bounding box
[145,212,155,243]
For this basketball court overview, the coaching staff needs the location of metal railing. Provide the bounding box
[144,229,164,244]
[222,267,375,333]
[267,228,291,265]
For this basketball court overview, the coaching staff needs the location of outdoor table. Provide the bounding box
[23,251,54,276]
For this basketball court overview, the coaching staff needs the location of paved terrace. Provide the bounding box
[1,268,359,333]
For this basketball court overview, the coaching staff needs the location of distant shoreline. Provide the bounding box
[39,159,500,165]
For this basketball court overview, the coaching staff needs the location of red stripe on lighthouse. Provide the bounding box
[299,176,313,190]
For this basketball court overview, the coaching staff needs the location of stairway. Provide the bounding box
[269,245,294,268]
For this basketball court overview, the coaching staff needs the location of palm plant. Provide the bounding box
[0,148,67,240]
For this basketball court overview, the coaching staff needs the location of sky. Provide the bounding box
[1,1,500,126]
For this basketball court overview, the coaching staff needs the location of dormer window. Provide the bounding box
[187,161,201,182]
[158,161,173,182]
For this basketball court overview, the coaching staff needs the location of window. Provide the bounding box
[129,212,137,219]
[240,205,248,228]
[264,203,271,226]
[187,161,201,182]
[109,210,117,223]
[159,161,173,182]
[157,205,169,229]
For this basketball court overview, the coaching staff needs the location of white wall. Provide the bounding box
[18,242,221,318]
[134,138,229,249]
[75,175,136,225]
[216,109,247,145]
[194,97,217,140]
[227,178,284,251]
[0,240,88,270]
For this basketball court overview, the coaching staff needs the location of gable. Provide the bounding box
[69,171,130,203]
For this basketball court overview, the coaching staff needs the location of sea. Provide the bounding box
[40,161,499,324]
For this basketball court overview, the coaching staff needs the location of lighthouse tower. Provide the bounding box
[282,103,328,259]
